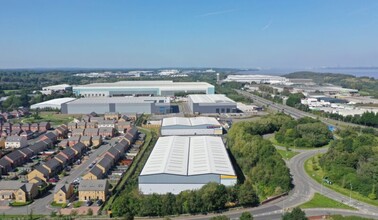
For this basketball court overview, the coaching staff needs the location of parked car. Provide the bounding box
[86,200,93,206]
[96,199,103,206]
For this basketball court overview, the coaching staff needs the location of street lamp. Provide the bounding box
[349,183,353,204]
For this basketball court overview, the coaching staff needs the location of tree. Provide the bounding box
[87,208,93,216]
[240,212,253,220]
[238,182,259,207]
[282,207,307,220]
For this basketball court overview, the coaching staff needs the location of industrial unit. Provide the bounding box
[30,98,77,110]
[72,80,215,97]
[223,74,289,84]
[188,94,237,114]
[61,97,172,114]
[161,117,223,136]
[139,136,237,195]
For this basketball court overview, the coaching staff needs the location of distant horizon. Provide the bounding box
[1,1,378,68]
[1,66,376,78]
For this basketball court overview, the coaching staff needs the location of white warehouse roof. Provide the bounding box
[140,136,235,176]
[162,117,220,127]
[65,96,170,104]
[30,98,76,110]
[188,94,235,104]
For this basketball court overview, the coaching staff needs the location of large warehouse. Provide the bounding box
[30,98,77,110]
[72,81,215,97]
[139,136,237,195]
[61,96,172,114]
[188,94,237,114]
[161,117,223,136]
[223,74,289,84]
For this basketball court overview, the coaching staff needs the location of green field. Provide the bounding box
[276,148,299,160]
[300,193,356,210]
[19,112,80,126]
[305,155,378,207]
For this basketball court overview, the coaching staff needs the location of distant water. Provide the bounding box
[236,68,378,78]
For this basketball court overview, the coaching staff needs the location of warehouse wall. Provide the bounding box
[191,104,237,114]
[139,174,220,184]
[115,103,152,114]
[63,103,110,114]
[139,183,206,195]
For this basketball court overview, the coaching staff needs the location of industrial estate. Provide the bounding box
[0,70,377,220]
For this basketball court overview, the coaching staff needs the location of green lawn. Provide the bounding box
[300,193,356,210]
[276,148,299,160]
[305,155,378,207]
[328,215,375,220]
[20,112,80,126]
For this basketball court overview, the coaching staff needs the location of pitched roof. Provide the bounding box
[34,165,50,177]
[72,142,85,153]
[0,181,27,190]
[0,158,11,167]
[99,127,113,133]
[80,136,91,141]
[43,132,57,140]
[127,127,138,136]
[84,128,99,135]
[88,166,103,178]
[6,135,26,142]
[107,147,120,158]
[29,141,48,153]
[54,183,71,194]
[54,153,68,164]
[5,150,24,162]
[44,158,61,170]
[97,157,113,170]
[78,179,107,191]
[19,148,33,157]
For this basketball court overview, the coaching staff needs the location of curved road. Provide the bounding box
[177,146,378,220]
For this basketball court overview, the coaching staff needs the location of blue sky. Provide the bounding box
[0,0,378,68]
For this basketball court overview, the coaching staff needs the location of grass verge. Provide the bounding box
[300,193,356,210]
[276,148,299,160]
[102,127,155,211]
[269,136,330,150]
[0,215,44,220]
[305,155,378,207]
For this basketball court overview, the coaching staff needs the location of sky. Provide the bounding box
[1,0,378,69]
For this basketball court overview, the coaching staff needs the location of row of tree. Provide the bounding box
[112,181,259,218]
[315,111,378,128]
[319,128,378,199]
[0,92,74,111]
[275,117,333,148]
[227,114,293,199]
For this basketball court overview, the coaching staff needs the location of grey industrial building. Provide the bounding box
[61,97,172,114]
[72,80,215,97]
[187,94,237,114]
[139,136,237,195]
[161,117,223,136]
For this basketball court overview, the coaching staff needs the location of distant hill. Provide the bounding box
[284,71,378,98]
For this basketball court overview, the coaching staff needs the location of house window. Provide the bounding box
[59,193,62,196]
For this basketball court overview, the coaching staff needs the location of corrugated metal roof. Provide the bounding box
[140,136,189,176]
[66,96,169,104]
[140,136,235,177]
[188,94,235,104]
[162,117,220,127]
